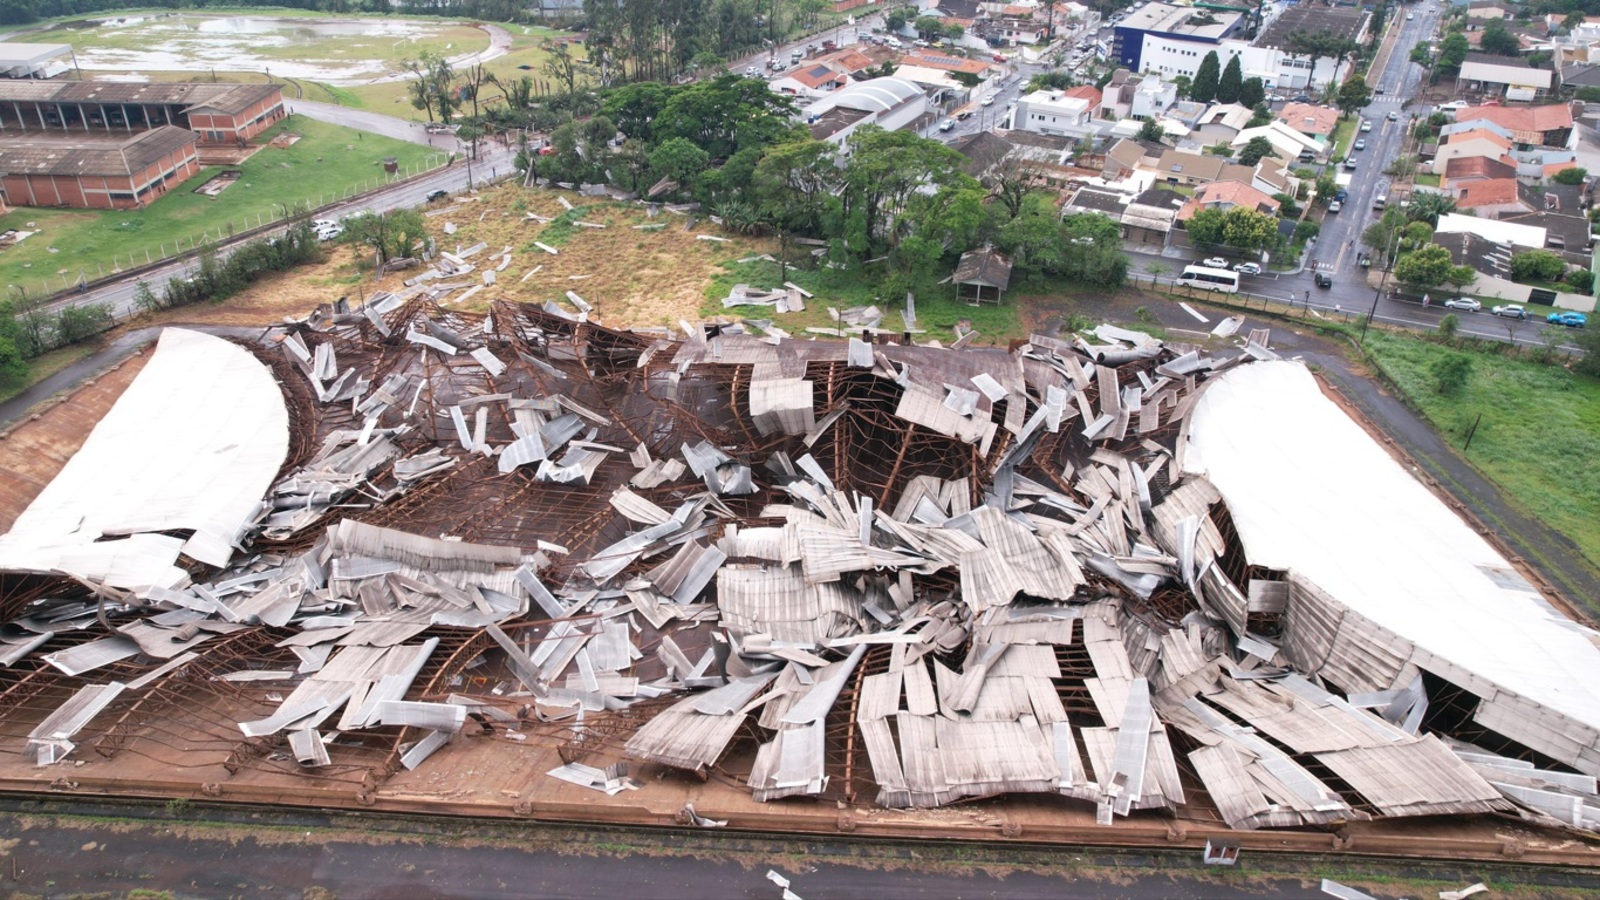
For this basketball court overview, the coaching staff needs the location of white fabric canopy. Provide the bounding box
[0,328,289,589]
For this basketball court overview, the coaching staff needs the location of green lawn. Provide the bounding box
[1416,173,1441,187]
[1363,332,1600,572]
[1331,118,1357,158]
[0,116,444,296]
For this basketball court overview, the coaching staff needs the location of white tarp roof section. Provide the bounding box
[0,328,289,589]
[1182,360,1600,758]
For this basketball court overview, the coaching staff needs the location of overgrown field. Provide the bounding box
[1363,331,1600,571]
[0,116,441,295]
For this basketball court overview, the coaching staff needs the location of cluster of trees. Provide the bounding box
[0,0,546,27]
[141,219,323,312]
[1393,244,1477,297]
[1186,206,1281,255]
[1508,249,1569,284]
[584,0,792,84]
[0,292,113,383]
[1187,51,1265,107]
[1283,28,1361,94]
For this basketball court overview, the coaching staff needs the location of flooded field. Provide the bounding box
[40,13,489,83]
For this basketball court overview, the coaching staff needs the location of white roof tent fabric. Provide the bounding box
[1183,360,1600,773]
[0,329,289,590]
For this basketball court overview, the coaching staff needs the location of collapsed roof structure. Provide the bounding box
[1,296,1598,837]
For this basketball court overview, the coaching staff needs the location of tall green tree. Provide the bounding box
[1237,135,1276,166]
[1394,244,1455,293]
[1438,33,1470,70]
[1239,76,1266,108]
[1216,55,1243,104]
[1335,76,1372,117]
[838,126,979,258]
[1192,51,1221,104]
[1479,22,1521,56]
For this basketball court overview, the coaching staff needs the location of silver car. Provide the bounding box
[1443,297,1481,312]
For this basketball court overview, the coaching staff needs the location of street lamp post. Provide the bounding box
[1361,229,1403,343]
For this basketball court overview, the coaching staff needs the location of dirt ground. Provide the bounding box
[0,352,150,532]
[129,185,778,332]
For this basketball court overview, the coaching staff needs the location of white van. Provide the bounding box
[1178,265,1240,293]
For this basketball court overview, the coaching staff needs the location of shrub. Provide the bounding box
[1430,353,1471,395]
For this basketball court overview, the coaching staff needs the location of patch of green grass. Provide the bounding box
[0,115,444,296]
[1364,331,1600,570]
[1416,173,1441,188]
[334,26,573,119]
[1331,117,1357,158]
[0,343,98,405]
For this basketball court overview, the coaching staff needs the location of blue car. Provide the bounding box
[1547,311,1588,328]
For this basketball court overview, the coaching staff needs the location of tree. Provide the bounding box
[913,15,946,38]
[1186,206,1278,253]
[1447,266,1478,297]
[542,38,585,95]
[1565,268,1594,293]
[1239,76,1266,108]
[752,139,843,235]
[839,126,980,258]
[1552,166,1589,185]
[1430,354,1472,395]
[1028,71,1076,92]
[649,138,711,196]
[1058,213,1129,286]
[1438,33,1470,70]
[1172,74,1192,99]
[1217,55,1243,104]
[1574,323,1600,378]
[0,299,29,384]
[1510,249,1566,283]
[1479,22,1521,57]
[1237,135,1276,166]
[342,209,428,266]
[1394,244,1455,293]
[1401,220,1435,253]
[1137,118,1166,142]
[886,6,913,31]
[1335,77,1372,117]
[603,81,673,142]
[1192,51,1221,103]
[1406,192,1457,226]
[1314,173,1336,207]
[1438,312,1459,342]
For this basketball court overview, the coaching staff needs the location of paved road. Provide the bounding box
[12,801,1594,900]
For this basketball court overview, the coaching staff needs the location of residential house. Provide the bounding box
[1253,156,1298,199]
[1518,180,1588,216]
[1101,137,1157,181]
[1466,0,1511,20]
[1457,53,1555,102]
[1431,125,1515,174]
[1001,130,1081,186]
[1062,184,1134,221]
[1231,121,1323,162]
[811,47,883,79]
[949,130,1016,182]
[1454,103,1577,149]
[1130,75,1179,120]
[1192,103,1256,145]
[901,49,993,79]
[770,64,852,101]
[1177,179,1282,223]
[1441,156,1524,216]
[986,17,1047,45]
[1122,187,1187,245]
[1501,209,1597,261]
[1140,148,1228,188]
[1012,87,1097,138]
[1435,230,1596,311]
[1100,69,1137,120]
[1277,103,1340,148]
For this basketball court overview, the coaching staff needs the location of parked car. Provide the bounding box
[1387,110,1399,121]
[1201,256,1228,268]
[1443,297,1481,312]
[426,189,450,203]
[1360,120,1372,132]
[744,66,761,76]
[1315,272,1333,288]
[1354,138,1366,151]
[981,95,995,106]
[1232,262,1262,275]
[1292,94,1312,103]
[1548,311,1588,327]
[993,53,1009,62]
[1344,157,1357,170]
[1439,100,1468,113]
[1334,188,1349,202]
[1328,200,1343,212]
[938,118,956,132]
[1491,304,1527,319]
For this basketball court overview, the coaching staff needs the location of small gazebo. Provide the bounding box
[951,246,1013,306]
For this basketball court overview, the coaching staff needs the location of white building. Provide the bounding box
[802,77,932,145]
[1012,88,1096,138]
[1458,53,1555,102]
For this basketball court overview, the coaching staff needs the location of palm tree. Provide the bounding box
[1407,192,1457,227]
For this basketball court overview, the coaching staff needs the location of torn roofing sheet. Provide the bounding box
[0,328,289,588]
[1183,360,1600,776]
